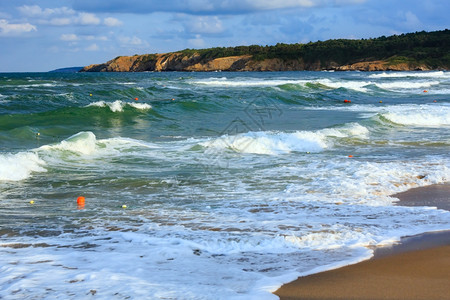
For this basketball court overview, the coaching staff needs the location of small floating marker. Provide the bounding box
[379,100,383,103]
[348,155,353,158]
[77,196,85,206]
[89,93,93,96]
[306,151,311,154]
[171,98,175,101]
[423,90,428,93]
[29,200,35,204]
[122,204,127,209]
[434,100,437,103]
[134,97,139,101]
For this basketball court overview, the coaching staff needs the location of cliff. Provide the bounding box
[80,54,435,72]
[81,30,449,72]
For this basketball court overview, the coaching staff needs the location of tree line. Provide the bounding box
[179,29,450,68]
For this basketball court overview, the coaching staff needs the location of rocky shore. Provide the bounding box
[80,53,435,72]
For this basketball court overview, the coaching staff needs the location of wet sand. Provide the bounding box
[274,183,450,300]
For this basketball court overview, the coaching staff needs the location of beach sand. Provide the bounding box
[274,183,450,300]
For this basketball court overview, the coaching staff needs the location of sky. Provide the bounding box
[0,0,449,72]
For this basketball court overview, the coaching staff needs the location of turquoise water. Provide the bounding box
[1,71,449,299]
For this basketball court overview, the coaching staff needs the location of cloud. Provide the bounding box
[85,43,99,51]
[0,19,37,36]
[104,17,123,27]
[18,5,103,26]
[183,16,224,34]
[118,36,145,46]
[399,11,421,29]
[77,12,101,25]
[17,5,75,18]
[72,0,367,15]
[60,33,78,41]
[50,18,72,26]
[188,34,206,48]
[60,33,109,42]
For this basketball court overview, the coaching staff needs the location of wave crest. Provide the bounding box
[0,152,46,181]
[87,100,151,112]
[201,123,369,155]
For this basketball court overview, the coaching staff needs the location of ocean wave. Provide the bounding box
[200,123,369,155]
[380,105,450,127]
[375,80,440,90]
[191,77,310,88]
[315,79,371,92]
[369,71,449,79]
[38,132,159,158]
[0,152,46,181]
[87,100,151,112]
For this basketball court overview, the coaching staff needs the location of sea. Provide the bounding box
[1,70,449,299]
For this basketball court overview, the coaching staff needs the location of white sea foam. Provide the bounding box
[375,80,440,90]
[39,131,98,155]
[192,74,448,93]
[192,77,373,92]
[38,132,160,159]
[0,152,46,181]
[381,105,450,126]
[87,100,151,112]
[369,71,449,78]
[192,77,310,87]
[316,78,371,92]
[201,123,369,155]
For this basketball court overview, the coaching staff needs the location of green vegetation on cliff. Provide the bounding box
[180,29,450,68]
[82,30,450,72]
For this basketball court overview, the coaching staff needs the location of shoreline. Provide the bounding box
[274,183,450,300]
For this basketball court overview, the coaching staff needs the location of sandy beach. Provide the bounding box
[274,183,450,300]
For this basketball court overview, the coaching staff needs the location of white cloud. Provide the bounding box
[244,0,315,10]
[104,17,123,27]
[18,5,102,27]
[86,43,99,51]
[118,36,144,46]
[186,16,224,34]
[401,11,421,29]
[188,34,206,48]
[77,13,101,25]
[60,33,78,41]
[0,19,37,36]
[60,34,109,42]
[50,18,72,26]
[17,5,75,18]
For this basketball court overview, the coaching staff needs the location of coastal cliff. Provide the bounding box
[81,30,449,72]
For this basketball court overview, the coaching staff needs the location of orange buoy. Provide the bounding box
[348,155,353,158]
[77,196,85,206]
[423,90,428,93]
[134,97,139,101]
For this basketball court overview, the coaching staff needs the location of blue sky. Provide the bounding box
[0,0,448,72]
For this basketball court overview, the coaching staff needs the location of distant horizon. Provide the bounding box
[1,0,449,72]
